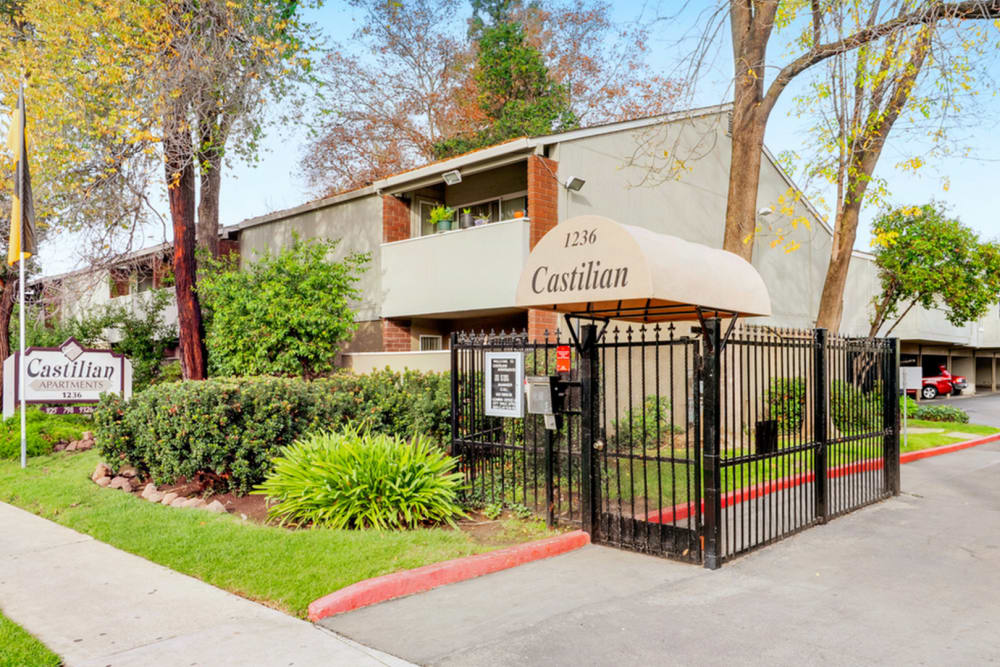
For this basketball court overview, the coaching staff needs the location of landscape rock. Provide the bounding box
[81,431,94,440]
[181,498,206,509]
[204,500,227,514]
[170,497,187,508]
[95,476,112,487]
[91,463,112,482]
[118,465,139,479]
[76,439,94,451]
[161,492,179,505]
[140,483,158,499]
[146,491,164,503]
[109,476,132,491]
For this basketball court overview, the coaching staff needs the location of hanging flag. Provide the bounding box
[7,85,36,266]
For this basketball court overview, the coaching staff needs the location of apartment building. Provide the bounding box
[37,105,1000,391]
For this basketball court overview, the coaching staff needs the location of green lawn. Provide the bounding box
[0,612,61,667]
[902,419,999,453]
[0,451,550,618]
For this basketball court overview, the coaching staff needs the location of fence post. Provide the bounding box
[450,332,459,458]
[701,318,722,570]
[884,338,901,496]
[813,328,828,523]
[579,324,600,537]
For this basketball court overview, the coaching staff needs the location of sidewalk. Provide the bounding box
[0,502,410,667]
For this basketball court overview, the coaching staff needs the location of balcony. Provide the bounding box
[381,218,531,318]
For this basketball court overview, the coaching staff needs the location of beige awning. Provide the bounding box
[515,215,771,322]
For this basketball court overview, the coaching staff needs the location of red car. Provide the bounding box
[906,365,967,400]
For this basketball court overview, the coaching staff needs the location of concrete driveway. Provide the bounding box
[935,392,1000,427]
[322,442,1000,666]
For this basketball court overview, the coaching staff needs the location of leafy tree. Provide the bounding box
[773,3,997,332]
[198,237,369,378]
[868,203,1000,337]
[433,18,576,157]
[675,1,1000,262]
[301,0,676,194]
[2,0,318,381]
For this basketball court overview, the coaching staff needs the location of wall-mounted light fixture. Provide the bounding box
[442,169,462,185]
[565,176,586,191]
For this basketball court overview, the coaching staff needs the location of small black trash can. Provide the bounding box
[755,419,779,455]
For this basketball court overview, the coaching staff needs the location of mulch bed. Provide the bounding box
[139,471,528,545]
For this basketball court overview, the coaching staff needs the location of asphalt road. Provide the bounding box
[323,441,1000,666]
[934,391,1000,427]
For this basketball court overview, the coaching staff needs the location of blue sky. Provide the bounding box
[48,1,1000,273]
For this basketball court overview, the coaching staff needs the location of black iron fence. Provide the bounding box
[451,320,900,568]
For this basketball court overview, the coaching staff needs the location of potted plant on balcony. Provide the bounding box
[459,208,474,229]
[428,205,455,234]
[473,214,489,226]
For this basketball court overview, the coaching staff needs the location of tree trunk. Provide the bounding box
[164,112,208,380]
[722,102,765,261]
[0,275,17,402]
[815,200,862,331]
[197,154,221,259]
[196,112,224,259]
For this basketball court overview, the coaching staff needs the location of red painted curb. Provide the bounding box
[900,432,1000,463]
[307,530,590,622]
[645,431,1000,524]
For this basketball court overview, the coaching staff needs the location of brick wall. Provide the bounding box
[219,238,240,259]
[382,318,412,352]
[527,309,558,343]
[383,195,411,243]
[527,154,559,249]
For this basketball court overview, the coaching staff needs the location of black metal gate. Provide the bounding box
[451,320,900,567]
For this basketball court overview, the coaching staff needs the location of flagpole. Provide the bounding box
[18,248,25,469]
[16,80,26,469]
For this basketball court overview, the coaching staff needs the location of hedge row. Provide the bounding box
[94,370,450,494]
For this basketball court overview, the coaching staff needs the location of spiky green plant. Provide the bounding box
[253,426,465,529]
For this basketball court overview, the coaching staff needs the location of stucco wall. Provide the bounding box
[344,351,451,374]
[238,193,382,321]
[550,112,831,329]
[380,219,531,318]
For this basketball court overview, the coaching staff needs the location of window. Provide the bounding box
[417,200,443,237]
[453,191,528,228]
[499,195,527,220]
[419,335,442,351]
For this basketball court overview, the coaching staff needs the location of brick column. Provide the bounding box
[527,154,558,249]
[382,319,411,352]
[527,155,560,342]
[383,195,411,243]
[527,310,558,343]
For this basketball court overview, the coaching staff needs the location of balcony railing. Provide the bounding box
[381,218,531,318]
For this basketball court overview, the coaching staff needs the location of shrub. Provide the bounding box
[199,236,369,378]
[830,380,887,433]
[900,394,919,415]
[253,427,464,529]
[0,409,89,459]
[766,378,806,434]
[94,370,451,493]
[610,396,682,450]
[912,404,969,423]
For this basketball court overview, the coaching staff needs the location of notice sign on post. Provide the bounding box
[484,351,523,418]
[3,337,133,419]
[556,345,571,373]
[900,367,922,392]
